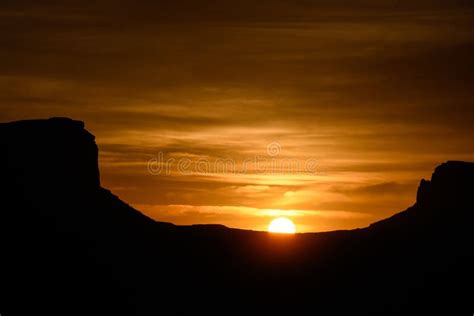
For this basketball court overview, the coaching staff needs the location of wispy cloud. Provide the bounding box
[1,0,474,231]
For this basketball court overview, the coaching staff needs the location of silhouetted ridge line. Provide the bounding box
[1,117,473,315]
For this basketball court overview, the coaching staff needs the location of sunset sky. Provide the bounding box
[1,0,474,232]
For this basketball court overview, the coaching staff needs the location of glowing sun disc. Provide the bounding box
[268,217,296,234]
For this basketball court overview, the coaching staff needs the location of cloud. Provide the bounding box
[1,0,474,231]
[332,182,415,196]
[135,203,372,232]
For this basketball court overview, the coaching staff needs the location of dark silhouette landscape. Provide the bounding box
[1,118,473,315]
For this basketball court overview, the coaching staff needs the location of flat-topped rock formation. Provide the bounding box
[417,160,474,209]
[0,117,100,192]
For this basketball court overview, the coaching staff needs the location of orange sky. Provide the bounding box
[1,1,474,231]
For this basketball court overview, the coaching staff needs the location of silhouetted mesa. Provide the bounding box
[1,117,100,192]
[0,118,472,315]
[417,161,474,209]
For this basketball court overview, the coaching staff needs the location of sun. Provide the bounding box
[268,217,296,234]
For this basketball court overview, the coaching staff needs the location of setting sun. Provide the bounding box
[268,217,296,234]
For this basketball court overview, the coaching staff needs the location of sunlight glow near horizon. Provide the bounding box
[268,217,296,234]
[4,0,474,233]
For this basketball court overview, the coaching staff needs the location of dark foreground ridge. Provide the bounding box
[1,118,473,315]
